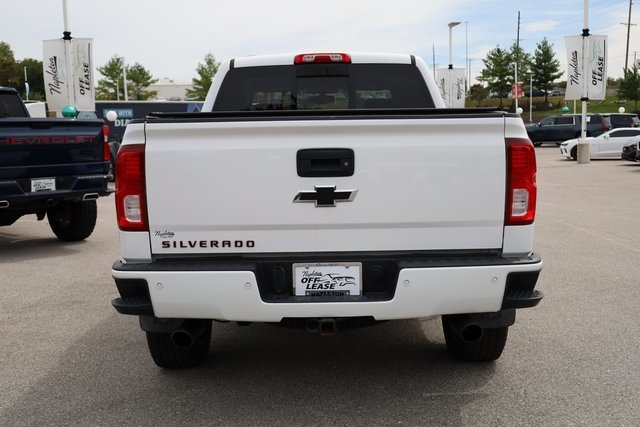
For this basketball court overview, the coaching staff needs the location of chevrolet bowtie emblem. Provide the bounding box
[293,185,358,207]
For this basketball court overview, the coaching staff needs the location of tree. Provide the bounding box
[0,41,21,89]
[509,42,532,86]
[530,38,563,103]
[477,45,512,107]
[617,66,640,109]
[96,56,126,100]
[126,63,158,100]
[0,42,45,101]
[469,83,489,103]
[96,57,156,100]
[186,53,219,100]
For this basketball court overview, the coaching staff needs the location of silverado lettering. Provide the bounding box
[161,240,255,249]
[111,51,543,370]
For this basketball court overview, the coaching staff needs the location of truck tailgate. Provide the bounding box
[0,118,107,179]
[144,117,507,255]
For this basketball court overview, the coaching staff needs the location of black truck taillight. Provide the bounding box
[102,125,111,161]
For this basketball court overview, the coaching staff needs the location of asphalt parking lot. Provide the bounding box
[1,145,639,426]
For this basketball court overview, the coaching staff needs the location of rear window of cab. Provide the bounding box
[212,64,435,111]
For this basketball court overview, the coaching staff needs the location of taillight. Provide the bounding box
[294,53,351,64]
[115,144,148,231]
[505,138,537,225]
[102,125,110,161]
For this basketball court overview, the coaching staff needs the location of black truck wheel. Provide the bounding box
[145,320,212,369]
[47,200,97,241]
[442,316,508,362]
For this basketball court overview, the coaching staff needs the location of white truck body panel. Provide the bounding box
[143,118,511,256]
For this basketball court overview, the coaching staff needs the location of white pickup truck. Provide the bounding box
[111,52,543,369]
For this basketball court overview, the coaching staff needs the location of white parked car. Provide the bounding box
[560,127,640,160]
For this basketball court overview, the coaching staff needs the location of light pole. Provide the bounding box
[514,62,519,113]
[24,66,29,100]
[122,57,128,101]
[624,0,633,71]
[448,21,461,108]
[115,56,128,101]
[448,22,461,70]
[465,21,469,94]
[529,74,533,123]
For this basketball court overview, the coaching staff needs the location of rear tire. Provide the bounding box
[47,200,97,241]
[146,320,212,369]
[442,316,508,362]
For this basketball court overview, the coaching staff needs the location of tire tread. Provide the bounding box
[48,200,97,241]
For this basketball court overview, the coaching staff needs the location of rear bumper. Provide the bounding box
[112,253,543,321]
[0,173,112,210]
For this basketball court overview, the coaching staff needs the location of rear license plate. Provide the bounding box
[31,178,56,192]
[293,262,362,296]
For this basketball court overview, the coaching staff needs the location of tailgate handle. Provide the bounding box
[297,148,354,177]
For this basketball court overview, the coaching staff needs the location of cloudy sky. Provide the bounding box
[4,0,638,84]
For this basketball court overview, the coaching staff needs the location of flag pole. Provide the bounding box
[577,0,590,164]
[62,0,75,113]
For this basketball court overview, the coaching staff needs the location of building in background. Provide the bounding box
[149,78,194,101]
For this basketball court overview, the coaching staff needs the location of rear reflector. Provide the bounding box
[505,138,537,225]
[115,144,148,231]
[294,53,351,64]
[102,125,111,161]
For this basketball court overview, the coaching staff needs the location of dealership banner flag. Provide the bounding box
[70,38,95,112]
[436,68,466,108]
[43,38,95,115]
[42,39,69,115]
[564,35,608,101]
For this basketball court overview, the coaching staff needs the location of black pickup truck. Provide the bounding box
[0,87,112,241]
